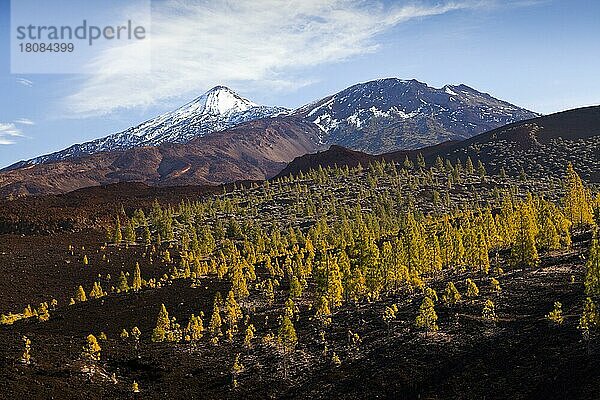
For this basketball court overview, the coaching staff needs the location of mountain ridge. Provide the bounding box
[5,78,537,171]
[294,78,539,153]
[0,78,546,196]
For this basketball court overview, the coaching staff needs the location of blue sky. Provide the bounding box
[0,0,599,167]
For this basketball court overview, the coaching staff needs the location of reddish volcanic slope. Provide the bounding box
[0,117,322,197]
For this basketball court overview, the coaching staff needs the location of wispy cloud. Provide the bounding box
[14,118,35,125]
[0,123,25,145]
[65,0,481,117]
[16,78,33,87]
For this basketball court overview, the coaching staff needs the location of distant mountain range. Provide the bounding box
[278,106,600,183]
[0,78,546,196]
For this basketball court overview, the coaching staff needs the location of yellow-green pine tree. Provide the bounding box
[151,304,171,342]
[82,334,101,361]
[466,278,479,298]
[415,296,438,335]
[277,314,298,378]
[563,163,594,228]
[76,285,87,302]
[482,299,497,322]
[584,231,600,296]
[442,282,461,305]
[132,262,142,291]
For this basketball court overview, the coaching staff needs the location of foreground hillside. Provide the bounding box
[1,159,599,399]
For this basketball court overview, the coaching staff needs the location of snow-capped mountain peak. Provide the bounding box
[187,85,258,116]
[6,87,288,170]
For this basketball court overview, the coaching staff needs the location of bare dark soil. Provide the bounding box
[0,227,598,399]
[0,181,245,235]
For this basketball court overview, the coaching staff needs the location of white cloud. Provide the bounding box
[14,118,35,125]
[0,123,25,145]
[16,78,33,87]
[65,0,477,117]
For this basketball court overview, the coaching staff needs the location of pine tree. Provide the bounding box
[289,275,302,299]
[186,314,204,341]
[563,163,594,228]
[132,381,140,393]
[231,353,244,388]
[82,334,101,361]
[278,314,298,378]
[482,299,497,322]
[382,304,398,332]
[117,271,130,293]
[89,282,105,299]
[546,302,564,325]
[83,255,89,265]
[465,157,474,175]
[37,302,50,322]
[578,297,599,337]
[326,255,344,308]
[284,297,298,320]
[244,324,256,349]
[315,296,332,326]
[477,160,486,178]
[132,262,142,292]
[403,156,413,170]
[231,261,249,299]
[151,304,171,342]
[475,229,491,274]
[434,156,444,171]
[490,277,501,293]
[209,295,223,341]
[143,225,152,246]
[131,326,142,345]
[425,287,438,303]
[113,216,123,244]
[415,296,438,335]
[120,329,129,340]
[76,285,87,302]
[584,231,600,296]
[510,203,539,268]
[417,153,426,169]
[466,278,479,298]
[124,222,136,244]
[442,282,461,306]
[224,290,242,335]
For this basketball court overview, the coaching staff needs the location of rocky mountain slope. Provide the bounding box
[279,106,600,183]
[295,78,539,153]
[5,86,287,170]
[0,118,321,197]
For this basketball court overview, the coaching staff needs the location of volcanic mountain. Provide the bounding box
[295,78,539,153]
[0,78,543,197]
[0,117,321,197]
[5,86,288,170]
[278,106,600,183]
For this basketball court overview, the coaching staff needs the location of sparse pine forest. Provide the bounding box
[1,158,599,399]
